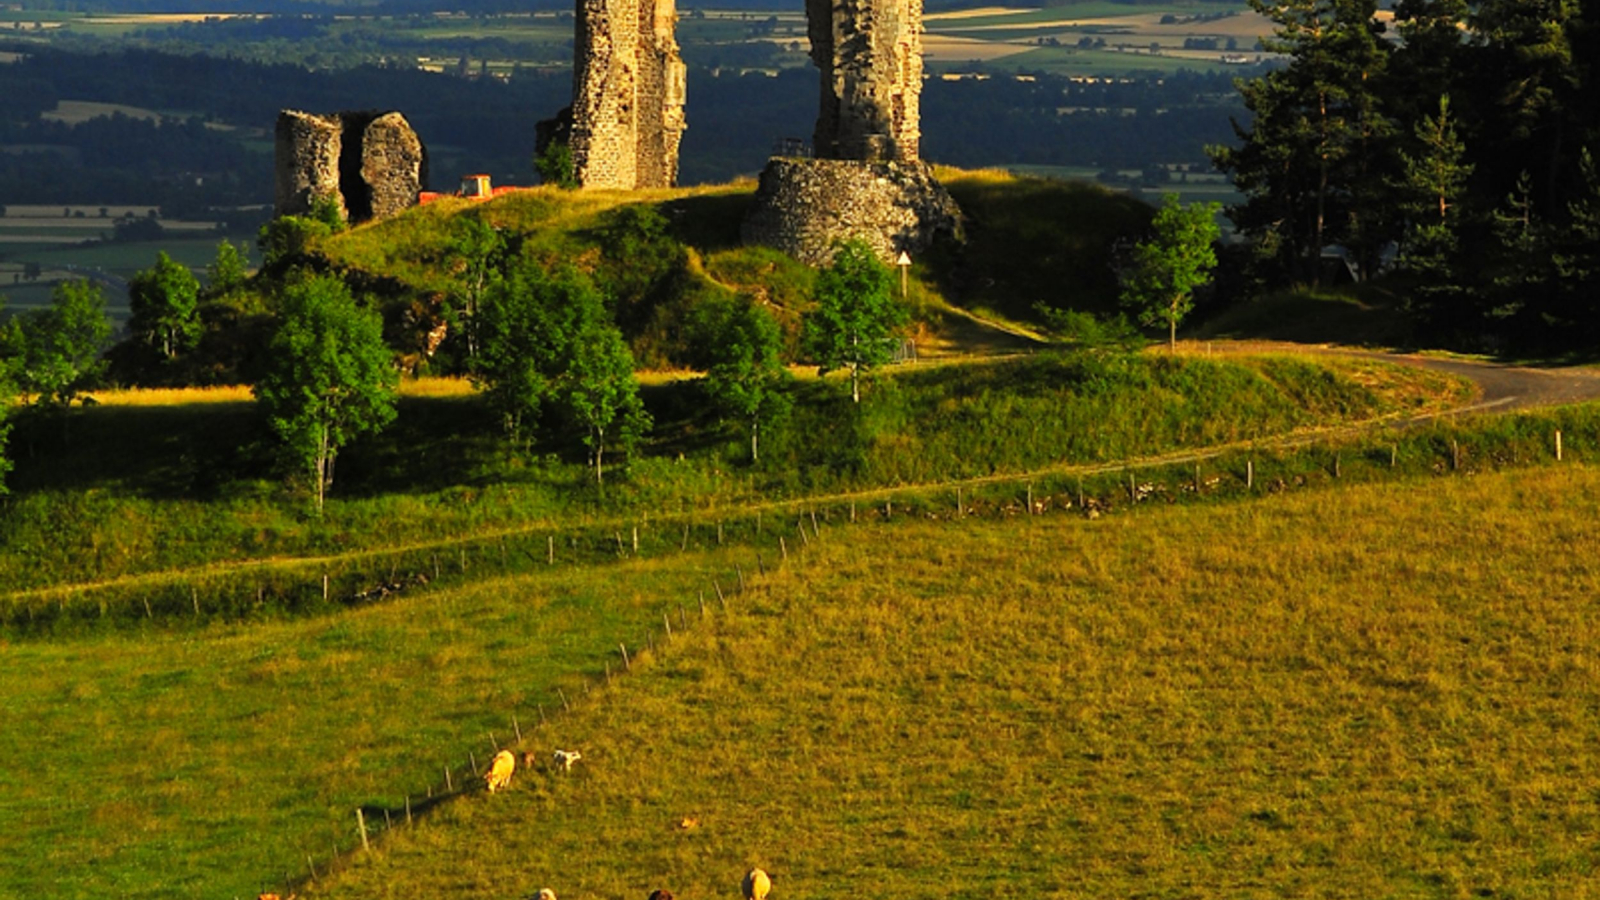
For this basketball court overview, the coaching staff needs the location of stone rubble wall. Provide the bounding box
[808,0,921,162]
[569,0,686,189]
[740,157,961,266]
[274,111,345,221]
[273,109,426,224]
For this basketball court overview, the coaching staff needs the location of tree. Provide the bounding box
[1119,195,1222,350]
[558,307,650,487]
[1209,0,1393,284]
[0,300,13,495]
[128,251,202,360]
[1397,95,1474,292]
[445,216,507,365]
[206,239,250,295]
[1,279,111,408]
[691,297,791,463]
[473,259,593,448]
[535,140,577,189]
[254,274,397,513]
[803,241,908,403]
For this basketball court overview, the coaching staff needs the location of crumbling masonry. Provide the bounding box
[742,0,957,265]
[273,110,427,224]
[807,0,922,162]
[560,0,687,189]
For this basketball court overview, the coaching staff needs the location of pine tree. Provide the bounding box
[1210,0,1393,284]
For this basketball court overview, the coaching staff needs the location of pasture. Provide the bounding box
[287,461,1600,899]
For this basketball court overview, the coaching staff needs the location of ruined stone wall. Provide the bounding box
[807,0,922,162]
[274,111,345,221]
[568,0,686,189]
[273,109,426,223]
[740,158,960,266]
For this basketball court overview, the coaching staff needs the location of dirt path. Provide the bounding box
[1193,339,1600,416]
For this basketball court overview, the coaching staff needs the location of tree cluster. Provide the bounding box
[1210,0,1600,349]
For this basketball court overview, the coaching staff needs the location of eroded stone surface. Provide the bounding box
[273,109,427,223]
[740,157,961,266]
[274,111,344,220]
[566,0,687,189]
[808,0,922,162]
[360,112,427,222]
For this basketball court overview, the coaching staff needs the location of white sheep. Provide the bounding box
[742,868,771,900]
[485,750,515,793]
[536,889,557,900]
[552,749,583,772]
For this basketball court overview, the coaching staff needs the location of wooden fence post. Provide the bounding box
[548,535,554,565]
[620,642,631,670]
[357,808,370,852]
[1247,459,1254,490]
[779,536,788,561]
[957,487,964,516]
[1556,429,1563,461]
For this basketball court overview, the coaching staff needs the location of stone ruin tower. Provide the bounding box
[741,0,958,265]
[807,0,922,162]
[274,109,427,224]
[558,0,687,189]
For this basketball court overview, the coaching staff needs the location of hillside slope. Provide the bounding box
[308,464,1600,899]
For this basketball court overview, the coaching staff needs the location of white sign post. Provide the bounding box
[896,250,912,300]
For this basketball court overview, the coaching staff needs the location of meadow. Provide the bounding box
[34,454,1587,900]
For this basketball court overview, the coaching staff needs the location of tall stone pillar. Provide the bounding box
[567,0,687,189]
[807,0,922,162]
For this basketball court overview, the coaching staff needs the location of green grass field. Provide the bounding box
[271,461,1600,899]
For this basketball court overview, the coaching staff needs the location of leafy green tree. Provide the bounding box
[691,297,791,463]
[254,274,397,513]
[474,259,594,448]
[559,308,650,486]
[536,140,578,189]
[445,216,507,365]
[128,251,202,360]
[1119,195,1222,350]
[258,215,334,269]
[1,279,111,407]
[803,241,908,403]
[206,239,250,295]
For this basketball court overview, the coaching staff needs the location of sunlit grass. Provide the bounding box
[0,543,760,900]
[307,463,1600,900]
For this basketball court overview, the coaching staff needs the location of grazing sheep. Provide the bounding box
[536,889,557,900]
[485,749,516,793]
[649,890,675,900]
[742,868,771,900]
[552,749,582,772]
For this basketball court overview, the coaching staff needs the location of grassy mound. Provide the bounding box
[305,463,1600,899]
[314,169,1154,365]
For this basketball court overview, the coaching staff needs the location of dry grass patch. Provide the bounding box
[313,465,1600,900]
